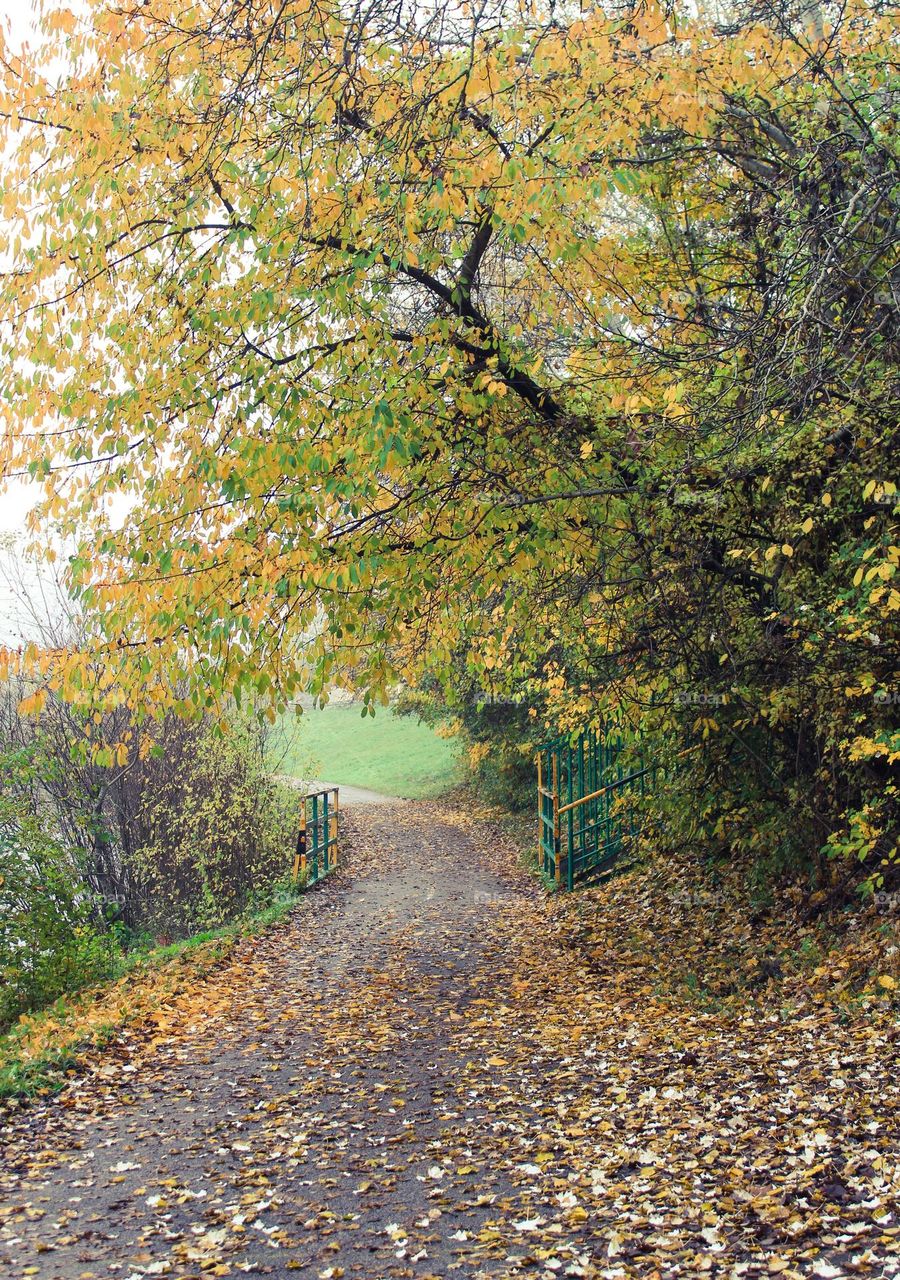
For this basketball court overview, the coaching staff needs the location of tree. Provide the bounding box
[0,0,896,885]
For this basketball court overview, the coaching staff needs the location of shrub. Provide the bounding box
[128,719,298,936]
[1,678,302,956]
[0,799,114,1028]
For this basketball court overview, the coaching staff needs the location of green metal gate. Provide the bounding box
[292,786,339,886]
[537,730,649,889]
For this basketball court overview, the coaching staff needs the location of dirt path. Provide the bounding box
[274,777,400,806]
[0,805,533,1279]
[1,804,897,1280]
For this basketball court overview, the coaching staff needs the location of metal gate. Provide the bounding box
[537,730,649,889]
[292,787,339,886]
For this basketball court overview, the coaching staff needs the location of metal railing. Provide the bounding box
[537,730,648,889]
[292,787,340,886]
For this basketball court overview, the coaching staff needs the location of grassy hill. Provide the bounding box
[271,703,461,799]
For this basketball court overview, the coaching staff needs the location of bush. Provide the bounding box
[1,684,302,956]
[128,719,298,936]
[0,684,302,1028]
[0,799,115,1028]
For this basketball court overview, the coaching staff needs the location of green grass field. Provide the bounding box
[271,703,461,799]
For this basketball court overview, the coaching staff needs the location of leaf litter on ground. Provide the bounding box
[0,798,897,1279]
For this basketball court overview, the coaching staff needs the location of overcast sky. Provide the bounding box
[1,1,64,640]
[2,0,44,543]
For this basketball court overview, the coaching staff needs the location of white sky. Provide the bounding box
[0,1,67,640]
[1,1,45,540]
[1,0,37,48]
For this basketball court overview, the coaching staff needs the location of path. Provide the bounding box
[1,803,897,1279]
[274,776,400,806]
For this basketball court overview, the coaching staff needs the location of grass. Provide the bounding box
[272,702,462,799]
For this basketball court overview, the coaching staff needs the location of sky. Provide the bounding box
[1,0,37,40]
[1,0,43,541]
[0,0,63,640]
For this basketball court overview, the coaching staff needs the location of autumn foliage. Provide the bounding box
[0,692,299,1029]
[0,0,896,890]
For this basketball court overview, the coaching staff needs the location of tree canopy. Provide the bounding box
[0,0,897,880]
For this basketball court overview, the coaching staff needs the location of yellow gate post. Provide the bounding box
[292,808,308,884]
[329,790,339,867]
[536,751,544,872]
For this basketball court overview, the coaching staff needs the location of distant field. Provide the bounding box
[271,703,461,799]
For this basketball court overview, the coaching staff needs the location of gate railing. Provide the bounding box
[292,787,339,886]
[537,730,649,890]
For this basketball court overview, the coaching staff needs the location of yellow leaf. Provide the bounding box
[17,688,48,717]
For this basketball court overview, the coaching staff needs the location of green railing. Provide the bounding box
[537,730,648,889]
[292,787,340,886]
